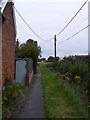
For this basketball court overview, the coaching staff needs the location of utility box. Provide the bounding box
[15,58,33,86]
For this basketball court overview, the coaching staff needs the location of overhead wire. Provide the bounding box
[57,16,88,41]
[17,18,28,39]
[56,0,88,36]
[58,24,90,44]
[13,5,47,42]
[43,0,89,42]
[13,0,89,48]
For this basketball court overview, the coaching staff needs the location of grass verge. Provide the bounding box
[39,64,88,118]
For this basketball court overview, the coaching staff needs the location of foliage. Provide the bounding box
[15,39,41,73]
[65,76,70,81]
[47,56,54,62]
[55,60,88,83]
[74,75,81,82]
[47,56,59,62]
[69,62,88,80]
[2,80,25,118]
[4,74,12,86]
[15,39,20,59]
[39,64,88,118]
[56,59,71,73]
[45,59,89,110]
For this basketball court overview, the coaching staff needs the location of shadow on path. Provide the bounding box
[13,70,44,118]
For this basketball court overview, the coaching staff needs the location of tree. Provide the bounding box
[47,56,54,62]
[15,39,41,73]
[47,56,59,62]
[56,57,59,62]
[15,39,20,58]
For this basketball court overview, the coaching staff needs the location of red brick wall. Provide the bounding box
[2,2,16,85]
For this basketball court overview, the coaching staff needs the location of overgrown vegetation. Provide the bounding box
[2,78,25,118]
[15,39,41,73]
[56,59,71,73]
[46,59,89,107]
[40,64,88,118]
[55,60,89,83]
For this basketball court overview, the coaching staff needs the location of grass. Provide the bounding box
[39,64,88,118]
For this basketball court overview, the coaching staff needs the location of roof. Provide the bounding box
[0,0,17,34]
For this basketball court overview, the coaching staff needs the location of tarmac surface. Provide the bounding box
[13,70,44,118]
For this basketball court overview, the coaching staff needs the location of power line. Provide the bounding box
[13,0,89,45]
[58,24,90,44]
[17,18,28,39]
[57,17,88,41]
[68,17,88,33]
[13,5,46,41]
[56,0,88,36]
[45,0,88,41]
[14,5,54,43]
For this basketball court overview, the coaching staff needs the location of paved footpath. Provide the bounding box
[13,70,44,118]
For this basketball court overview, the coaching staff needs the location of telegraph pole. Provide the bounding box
[54,35,57,66]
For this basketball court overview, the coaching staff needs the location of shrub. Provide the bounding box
[15,39,41,73]
[2,80,25,118]
[69,62,88,80]
[56,60,71,73]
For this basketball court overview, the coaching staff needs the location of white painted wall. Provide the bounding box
[88,1,90,55]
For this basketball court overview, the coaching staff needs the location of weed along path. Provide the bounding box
[40,65,88,118]
[13,70,44,118]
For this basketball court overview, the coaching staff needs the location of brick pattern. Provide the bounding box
[2,2,16,85]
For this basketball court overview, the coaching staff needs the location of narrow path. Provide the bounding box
[13,70,44,118]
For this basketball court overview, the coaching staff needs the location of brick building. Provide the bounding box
[0,0,16,85]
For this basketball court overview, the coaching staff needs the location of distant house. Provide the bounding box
[0,0,16,85]
[71,55,89,63]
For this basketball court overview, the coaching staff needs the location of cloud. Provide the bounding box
[14,0,88,58]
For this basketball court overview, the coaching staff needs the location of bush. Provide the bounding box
[2,80,25,118]
[69,62,88,80]
[56,60,71,73]
[15,39,41,73]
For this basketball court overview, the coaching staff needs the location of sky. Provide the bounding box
[14,0,89,59]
